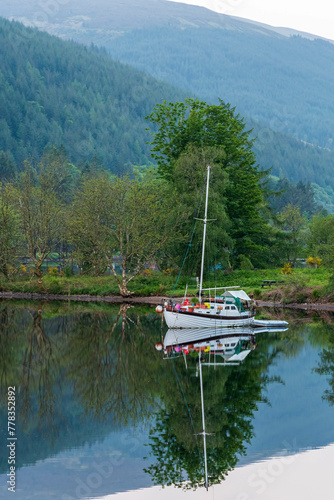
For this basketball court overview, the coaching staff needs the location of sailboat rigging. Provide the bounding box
[164,165,255,328]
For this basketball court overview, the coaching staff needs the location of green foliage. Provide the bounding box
[10,155,65,283]
[239,255,254,271]
[269,177,324,217]
[0,150,16,181]
[105,25,334,195]
[308,214,334,268]
[164,144,231,273]
[147,98,273,267]
[312,288,321,300]
[0,182,22,279]
[69,172,185,295]
[312,183,334,214]
[278,204,307,265]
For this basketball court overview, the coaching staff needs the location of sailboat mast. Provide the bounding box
[199,353,209,491]
[199,165,210,304]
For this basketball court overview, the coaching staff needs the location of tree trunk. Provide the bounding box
[119,279,134,297]
[35,261,44,291]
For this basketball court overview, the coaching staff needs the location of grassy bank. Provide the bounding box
[0,267,331,302]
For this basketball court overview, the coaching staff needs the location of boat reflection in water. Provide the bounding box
[152,325,289,490]
[161,325,287,364]
[162,327,257,365]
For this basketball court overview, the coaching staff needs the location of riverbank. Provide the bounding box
[0,290,165,305]
[2,290,334,312]
[0,267,332,310]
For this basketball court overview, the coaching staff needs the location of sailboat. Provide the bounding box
[164,165,255,329]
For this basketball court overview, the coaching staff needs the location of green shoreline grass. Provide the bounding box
[0,268,331,302]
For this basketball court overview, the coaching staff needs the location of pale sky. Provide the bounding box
[168,0,334,41]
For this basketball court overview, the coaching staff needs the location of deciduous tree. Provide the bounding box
[70,172,183,296]
[0,182,22,279]
[12,161,64,288]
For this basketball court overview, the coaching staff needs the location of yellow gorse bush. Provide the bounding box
[282,262,293,274]
[306,256,322,268]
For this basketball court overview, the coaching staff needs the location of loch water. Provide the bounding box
[1,300,334,499]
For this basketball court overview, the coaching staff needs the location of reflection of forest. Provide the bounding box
[314,324,334,405]
[0,300,164,473]
[145,337,281,489]
[145,319,334,489]
[0,301,333,488]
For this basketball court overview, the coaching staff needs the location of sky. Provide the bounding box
[168,0,334,41]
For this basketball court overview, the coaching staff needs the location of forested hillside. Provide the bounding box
[0,17,185,174]
[105,27,334,195]
[106,27,334,150]
[1,14,334,210]
[3,0,334,205]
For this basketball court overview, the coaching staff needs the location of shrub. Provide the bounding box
[296,293,307,303]
[48,266,60,276]
[239,255,254,271]
[311,288,321,300]
[64,266,74,278]
[282,263,293,274]
[306,256,322,268]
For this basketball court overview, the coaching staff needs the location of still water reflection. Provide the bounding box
[0,301,334,499]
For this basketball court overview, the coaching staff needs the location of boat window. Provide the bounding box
[231,306,236,310]
[225,343,229,347]
[211,306,215,309]
[225,306,230,310]
[231,343,236,347]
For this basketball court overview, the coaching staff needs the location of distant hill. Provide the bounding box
[104,24,334,154]
[2,0,334,207]
[0,17,185,173]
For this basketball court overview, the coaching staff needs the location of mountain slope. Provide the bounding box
[3,0,334,194]
[1,15,334,212]
[105,26,334,152]
[0,17,185,172]
[2,0,331,40]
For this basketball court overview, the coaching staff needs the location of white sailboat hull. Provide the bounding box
[164,309,254,329]
[164,327,254,348]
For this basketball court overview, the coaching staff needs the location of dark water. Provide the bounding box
[1,301,334,499]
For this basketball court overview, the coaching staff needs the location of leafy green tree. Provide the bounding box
[308,214,334,268]
[164,144,232,273]
[12,161,64,287]
[0,183,22,279]
[278,204,306,265]
[70,172,184,295]
[147,98,270,266]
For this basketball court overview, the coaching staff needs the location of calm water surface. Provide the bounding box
[1,301,334,499]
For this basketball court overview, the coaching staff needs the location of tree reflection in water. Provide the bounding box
[314,324,334,405]
[0,300,163,472]
[1,300,333,487]
[144,337,283,490]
